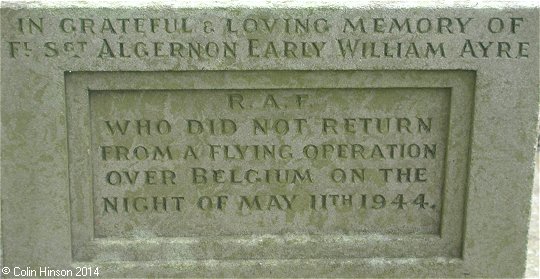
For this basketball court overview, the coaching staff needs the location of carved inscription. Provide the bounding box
[91,88,449,237]
[6,16,532,60]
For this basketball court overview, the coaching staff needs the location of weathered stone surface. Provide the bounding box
[1,1,538,278]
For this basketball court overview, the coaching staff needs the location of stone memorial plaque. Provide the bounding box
[1,1,538,278]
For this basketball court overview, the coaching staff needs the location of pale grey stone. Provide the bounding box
[0,1,538,278]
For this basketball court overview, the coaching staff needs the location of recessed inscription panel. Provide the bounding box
[90,88,449,238]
